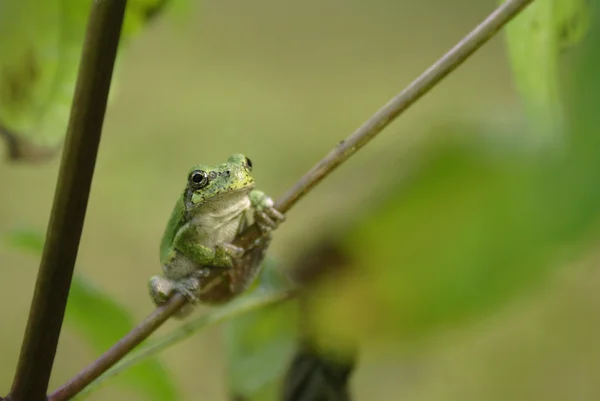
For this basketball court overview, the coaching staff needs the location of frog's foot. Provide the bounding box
[214,243,244,266]
[172,277,202,304]
[148,274,202,307]
[148,275,174,307]
[250,190,285,233]
[254,209,285,233]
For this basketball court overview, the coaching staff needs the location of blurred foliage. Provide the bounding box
[0,0,175,160]
[74,260,295,399]
[305,3,600,351]
[1,0,599,400]
[5,230,179,401]
[224,260,299,401]
[503,0,589,139]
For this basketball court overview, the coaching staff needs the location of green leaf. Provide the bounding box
[5,229,179,401]
[554,0,591,48]
[225,260,299,401]
[308,5,600,344]
[309,92,600,345]
[503,0,590,139]
[5,228,45,253]
[87,263,294,397]
[67,275,179,401]
[0,0,175,160]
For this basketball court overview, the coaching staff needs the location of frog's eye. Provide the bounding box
[245,157,253,171]
[189,170,209,189]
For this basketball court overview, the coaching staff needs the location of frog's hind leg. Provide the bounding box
[148,275,175,307]
[148,274,201,318]
[175,223,242,268]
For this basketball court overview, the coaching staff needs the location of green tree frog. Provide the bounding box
[148,154,284,314]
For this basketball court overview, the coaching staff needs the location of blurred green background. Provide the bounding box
[3,0,600,400]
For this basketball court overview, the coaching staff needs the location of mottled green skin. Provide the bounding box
[148,154,284,314]
[159,154,255,266]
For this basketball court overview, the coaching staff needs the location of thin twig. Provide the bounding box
[274,0,534,213]
[49,295,187,401]
[75,289,295,399]
[5,1,126,401]
[48,0,535,399]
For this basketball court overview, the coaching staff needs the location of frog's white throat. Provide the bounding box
[189,191,251,247]
[190,189,251,214]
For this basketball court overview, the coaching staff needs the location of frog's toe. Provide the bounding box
[191,267,211,279]
[266,207,285,224]
[219,243,244,258]
[255,208,285,232]
[174,277,201,304]
[254,210,276,233]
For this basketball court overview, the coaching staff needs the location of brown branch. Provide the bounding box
[274,0,533,213]
[48,295,187,401]
[76,288,297,400]
[5,1,127,401]
[47,0,535,399]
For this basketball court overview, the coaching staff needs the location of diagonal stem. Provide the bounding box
[48,296,187,401]
[75,289,296,400]
[274,0,534,213]
[48,0,535,399]
[5,1,127,401]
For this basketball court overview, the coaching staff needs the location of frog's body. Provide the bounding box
[159,190,251,268]
[148,154,284,313]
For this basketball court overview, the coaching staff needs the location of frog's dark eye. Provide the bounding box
[189,170,208,189]
[245,157,253,171]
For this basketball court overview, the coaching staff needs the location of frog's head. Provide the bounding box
[185,153,255,208]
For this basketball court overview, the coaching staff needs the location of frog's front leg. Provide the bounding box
[249,190,285,233]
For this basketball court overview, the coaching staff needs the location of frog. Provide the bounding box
[148,154,284,314]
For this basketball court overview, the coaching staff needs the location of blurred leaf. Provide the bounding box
[5,228,45,253]
[88,262,294,397]
[308,80,600,345]
[5,229,179,401]
[0,0,175,161]
[554,0,591,48]
[503,0,590,139]
[304,6,600,346]
[306,6,598,347]
[67,276,179,401]
[225,260,299,401]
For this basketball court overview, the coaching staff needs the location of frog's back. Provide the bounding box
[160,197,185,264]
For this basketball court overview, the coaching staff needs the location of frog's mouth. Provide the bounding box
[209,184,255,198]
[185,182,255,210]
